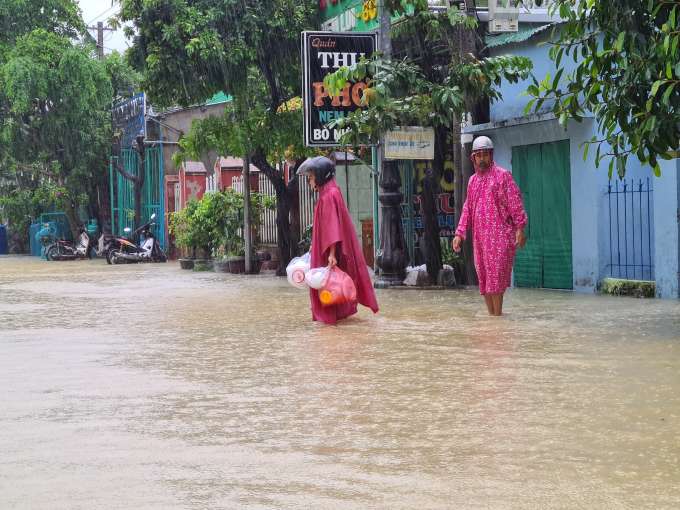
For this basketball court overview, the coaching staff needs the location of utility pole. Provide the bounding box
[377,0,392,166]
[88,22,115,60]
[243,153,252,273]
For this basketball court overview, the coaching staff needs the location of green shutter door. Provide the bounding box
[541,141,573,289]
[512,144,544,287]
[511,140,573,289]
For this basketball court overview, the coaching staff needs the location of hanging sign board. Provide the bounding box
[111,93,146,149]
[385,127,435,160]
[302,31,377,147]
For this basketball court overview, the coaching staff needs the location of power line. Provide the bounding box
[85,4,119,25]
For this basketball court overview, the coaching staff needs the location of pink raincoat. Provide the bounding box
[455,153,527,295]
[309,178,379,325]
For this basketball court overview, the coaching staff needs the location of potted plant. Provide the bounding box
[169,187,274,275]
[221,188,273,275]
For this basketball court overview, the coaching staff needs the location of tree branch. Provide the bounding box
[0,146,58,179]
[259,52,281,114]
[251,146,286,195]
[110,140,140,183]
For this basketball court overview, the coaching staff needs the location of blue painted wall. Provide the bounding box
[469,27,661,293]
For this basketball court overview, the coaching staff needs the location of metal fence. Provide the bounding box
[231,175,276,244]
[258,175,277,244]
[231,174,317,244]
[606,178,654,281]
[299,176,317,238]
[109,148,164,248]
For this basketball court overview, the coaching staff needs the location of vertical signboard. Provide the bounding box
[302,31,377,147]
[111,93,146,149]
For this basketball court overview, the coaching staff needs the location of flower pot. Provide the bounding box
[179,259,194,270]
[265,260,278,271]
[248,256,261,275]
[214,261,230,273]
[257,250,272,262]
[228,256,246,274]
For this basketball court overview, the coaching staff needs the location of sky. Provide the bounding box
[77,0,134,56]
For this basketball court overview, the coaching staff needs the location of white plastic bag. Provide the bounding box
[286,252,311,289]
[305,266,330,290]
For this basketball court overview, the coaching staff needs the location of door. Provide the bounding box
[512,140,573,289]
[361,220,375,268]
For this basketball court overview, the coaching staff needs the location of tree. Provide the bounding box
[0,0,83,59]
[325,2,532,282]
[117,0,319,273]
[0,28,114,237]
[526,0,680,178]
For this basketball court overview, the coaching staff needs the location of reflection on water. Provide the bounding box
[1,256,679,509]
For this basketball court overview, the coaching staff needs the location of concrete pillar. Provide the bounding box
[653,159,680,298]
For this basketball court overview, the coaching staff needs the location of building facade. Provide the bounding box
[464,10,680,297]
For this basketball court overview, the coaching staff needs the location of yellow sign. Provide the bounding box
[356,0,377,22]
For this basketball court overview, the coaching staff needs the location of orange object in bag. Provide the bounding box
[318,267,357,307]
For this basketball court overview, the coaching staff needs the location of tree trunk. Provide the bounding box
[414,25,447,283]
[250,148,300,277]
[62,194,82,241]
[421,123,449,283]
[275,184,294,276]
[133,136,147,243]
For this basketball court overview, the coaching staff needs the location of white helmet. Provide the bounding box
[472,136,493,152]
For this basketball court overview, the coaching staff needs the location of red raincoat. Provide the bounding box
[309,178,379,325]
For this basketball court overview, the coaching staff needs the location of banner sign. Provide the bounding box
[386,127,435,160]
[302,31,377,147]
[111,93,146,149]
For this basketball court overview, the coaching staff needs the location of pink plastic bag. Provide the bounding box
[318,267,357,308]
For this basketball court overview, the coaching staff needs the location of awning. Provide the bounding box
[484,23,555,49]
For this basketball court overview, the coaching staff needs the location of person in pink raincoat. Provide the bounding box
[453,136,527,316]
[297,156,379,326]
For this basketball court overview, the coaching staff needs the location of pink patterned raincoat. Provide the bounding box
[455,153,528,295]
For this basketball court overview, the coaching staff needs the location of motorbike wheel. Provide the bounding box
[109,250,124,265]
[106,248,114,265]
[45,245,58,261]
[155,246,168,263]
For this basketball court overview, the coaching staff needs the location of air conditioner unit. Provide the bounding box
[488,0,520,33]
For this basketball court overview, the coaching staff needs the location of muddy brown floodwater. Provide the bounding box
[0,255,679,509]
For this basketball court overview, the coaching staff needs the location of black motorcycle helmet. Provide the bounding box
[296,156,336,189]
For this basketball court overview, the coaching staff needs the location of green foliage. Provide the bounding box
[526,0,680,178]
[0,0,84,59]
[101,50,141,101]
[0,28,116,222]
[298,223,313,252]
[0,186,62,251]
[167,189,275,259]
[118,0,319,108]
[324,53,532,146]
[175,96,315,170]
[440,239,463,268]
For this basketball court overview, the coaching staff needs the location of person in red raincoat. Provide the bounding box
[297,157,379,325]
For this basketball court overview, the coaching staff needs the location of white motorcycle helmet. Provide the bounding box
[472,136,493,152]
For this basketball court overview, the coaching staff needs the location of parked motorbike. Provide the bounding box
[107,214,167,264]
[99,231,135,264]
[44,227,99,261]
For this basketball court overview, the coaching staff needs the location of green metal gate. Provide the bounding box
[109,147,164,248]
[512,140,573,289]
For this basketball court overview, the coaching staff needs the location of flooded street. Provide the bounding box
[1,256,679,509]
